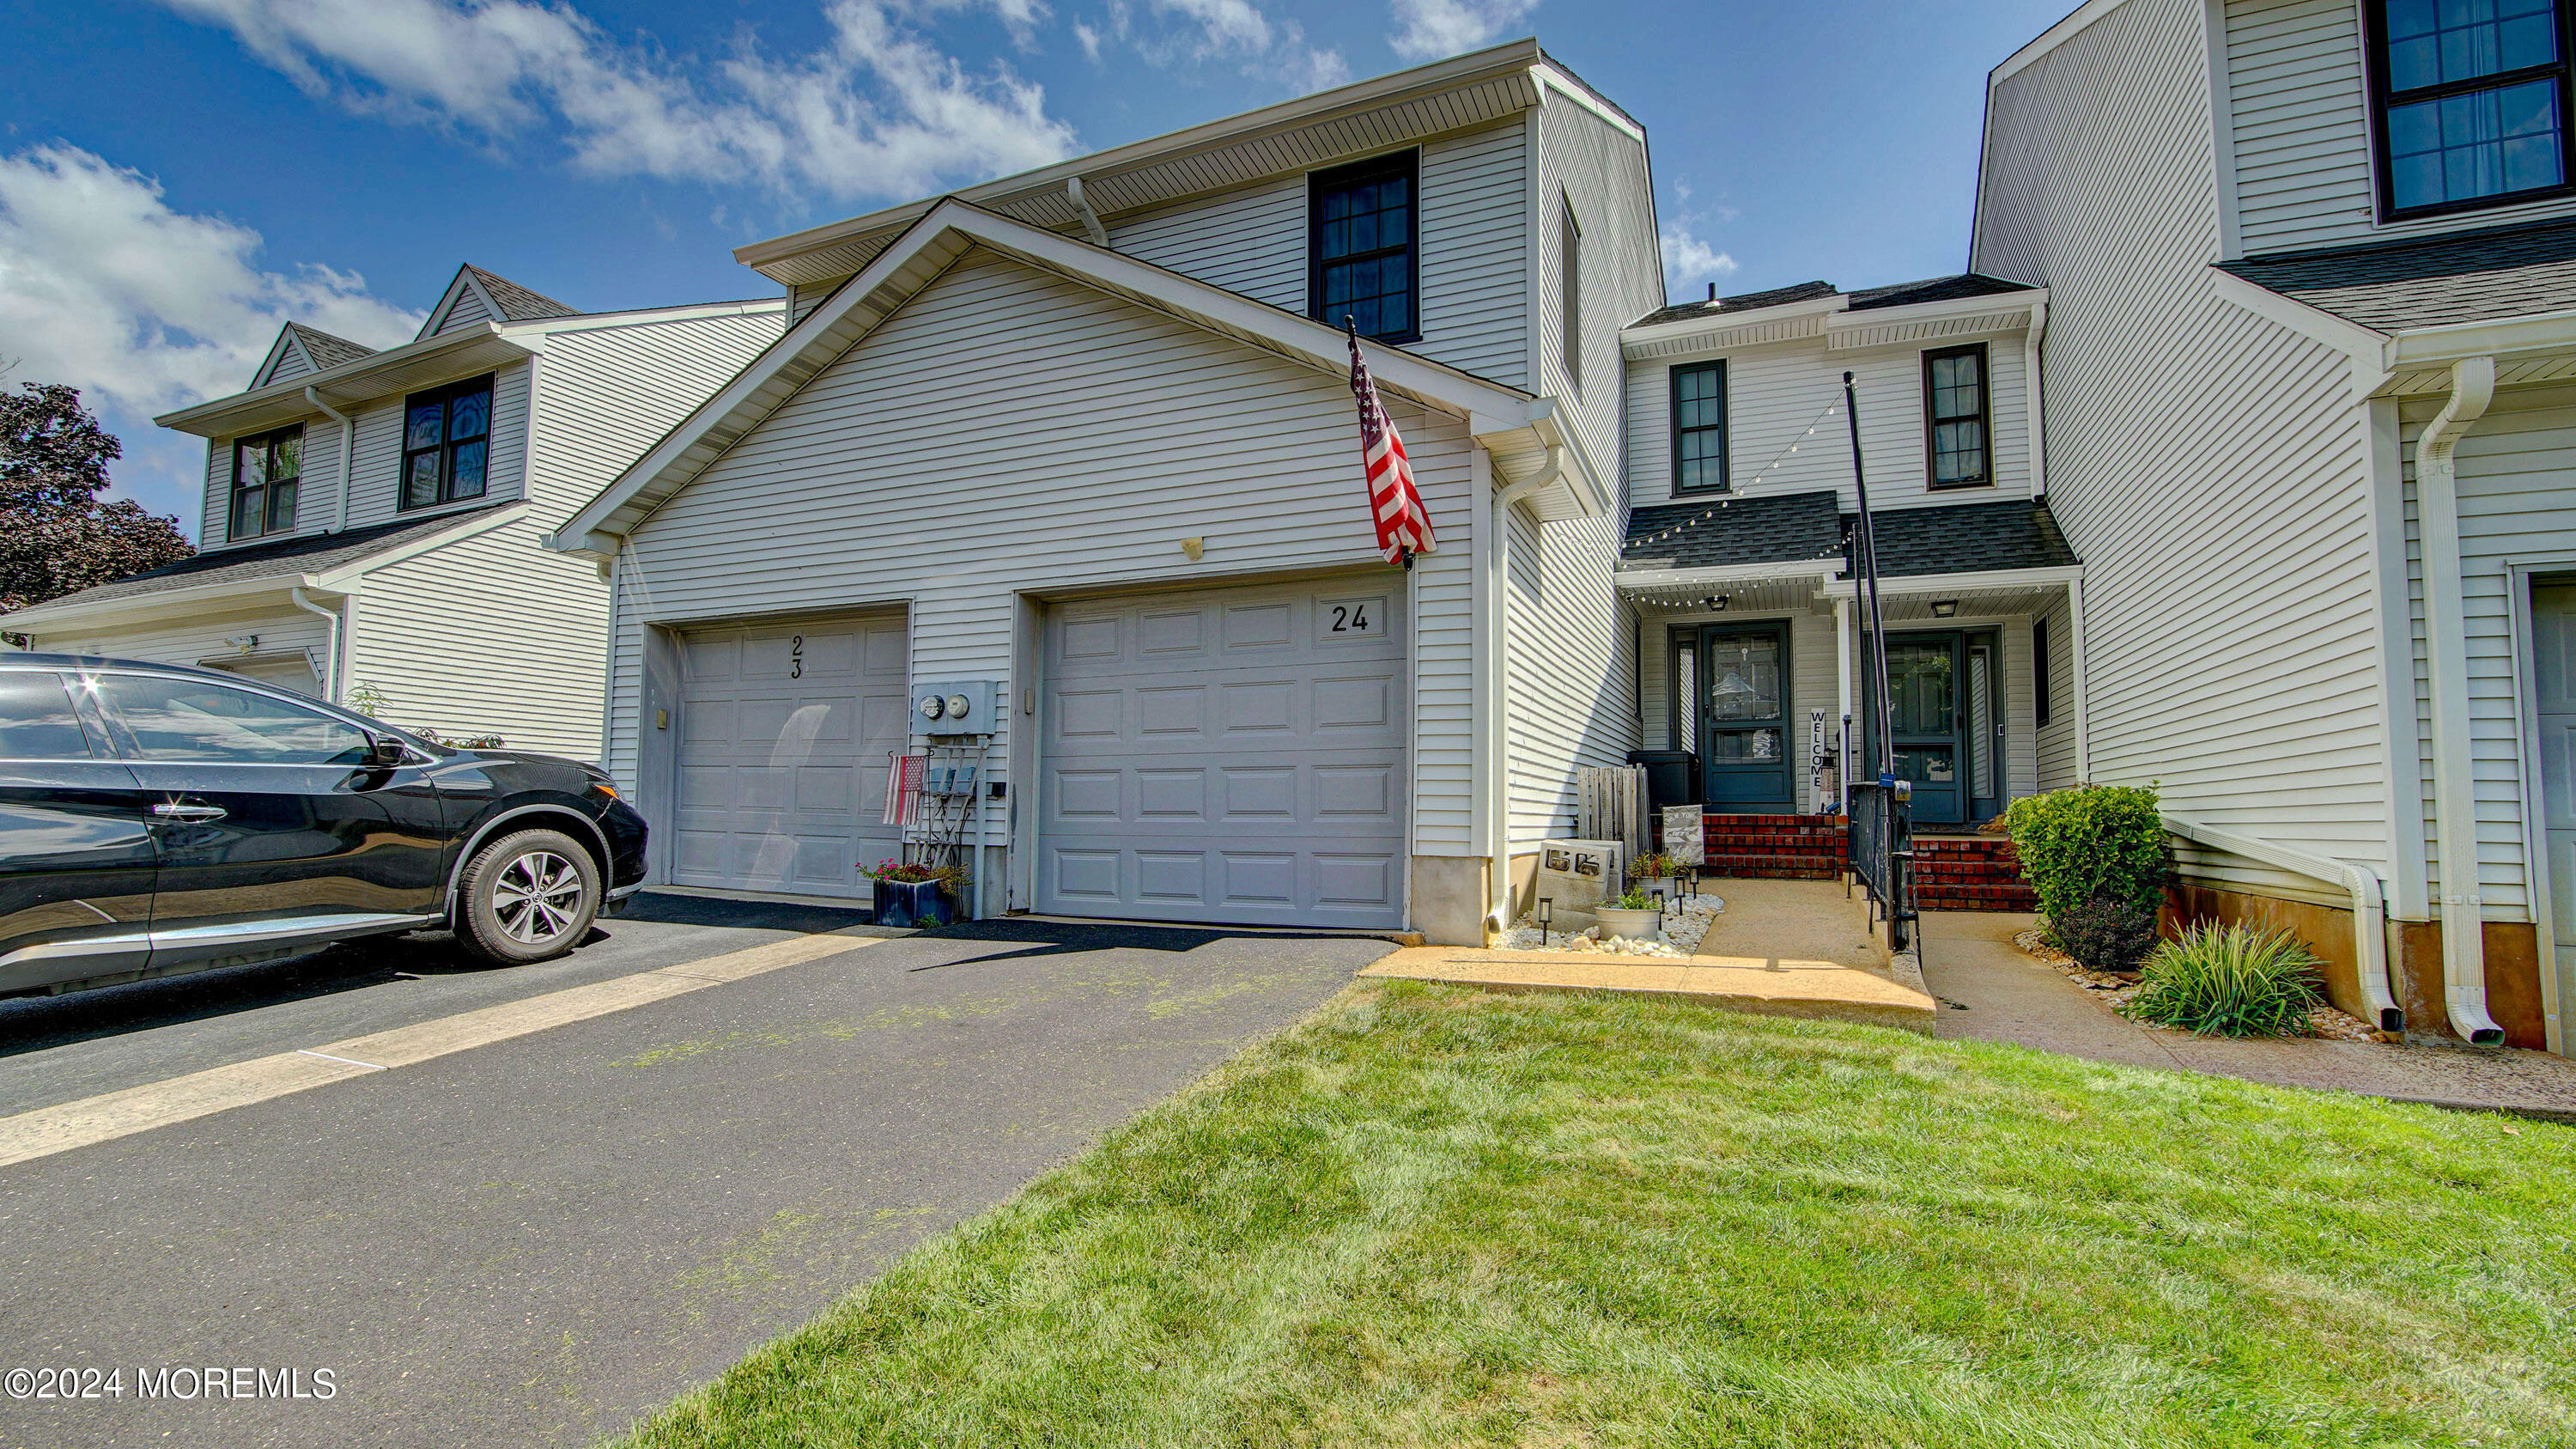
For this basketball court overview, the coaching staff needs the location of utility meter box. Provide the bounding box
[912,679,997,736]
[1531,838,1627,928]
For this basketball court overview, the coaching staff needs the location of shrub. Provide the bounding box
[1630,852,1679,882]
[2050,892,2159,971]
[2002,784,2166,922]
[2123,922,2324,1037]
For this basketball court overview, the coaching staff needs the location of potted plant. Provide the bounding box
[863,859,959,928]
[1631,852,1680,905]
[1596,888,1664,943]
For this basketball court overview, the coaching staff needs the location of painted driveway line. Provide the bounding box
[0,930,887,1170]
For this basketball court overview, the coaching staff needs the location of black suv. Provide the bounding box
[0,654,647,998]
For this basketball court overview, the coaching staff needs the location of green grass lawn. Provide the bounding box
[622,982,2576,1448]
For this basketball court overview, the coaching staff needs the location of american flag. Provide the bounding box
[1346,326,1437,566]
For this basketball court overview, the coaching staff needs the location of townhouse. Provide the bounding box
[7,266,781,756]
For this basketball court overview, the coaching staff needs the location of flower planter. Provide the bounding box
[1595,905,1664,943]
[872,877,955,928]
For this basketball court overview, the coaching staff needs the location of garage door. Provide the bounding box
[1040,577,1406,928]
[671,615,909,900]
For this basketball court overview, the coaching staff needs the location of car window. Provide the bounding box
[96,674,373,765]
[0,673,94,761]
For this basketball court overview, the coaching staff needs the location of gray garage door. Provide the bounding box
[671,614,909,900]
[1040,577,1406,928]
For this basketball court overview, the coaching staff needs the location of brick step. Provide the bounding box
[1917,886,2040,911]
[1704,861,1844,881]
[1699,832,1850,853]
[1916,862,2029,884]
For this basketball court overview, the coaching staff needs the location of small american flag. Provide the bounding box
[1346,325,1437,566]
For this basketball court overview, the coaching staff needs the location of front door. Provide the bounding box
[1880,632,1965,825]
[1698,621,1794,809]
[2535,583,2576,1010]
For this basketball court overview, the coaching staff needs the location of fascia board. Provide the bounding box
[2209,268,2391,392]
[1615,560,1843,590]
[1818,563,2084,598]
[155,325,531,435]
[3,575,340,632]
[2385,307,2576,368]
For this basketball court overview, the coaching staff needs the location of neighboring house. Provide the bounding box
[5,266,781,756]
[1970,0,2576,1051]
[552,41,1655,943]
[1617,275,2074,842]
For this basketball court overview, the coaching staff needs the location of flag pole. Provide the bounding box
[1844,369,1893,786]
[1348,315,1415,571]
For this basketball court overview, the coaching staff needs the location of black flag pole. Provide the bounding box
[1844,369,1894,788]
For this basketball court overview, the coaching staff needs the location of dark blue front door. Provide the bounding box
[1698,622,1794,809]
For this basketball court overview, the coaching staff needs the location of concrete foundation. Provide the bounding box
[1409,855,1492,947]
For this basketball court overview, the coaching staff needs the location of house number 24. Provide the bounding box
[1329,603,1370,633]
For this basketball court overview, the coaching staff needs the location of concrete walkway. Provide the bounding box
[1364,879,1935,1032]
[1919,910,2576,1117]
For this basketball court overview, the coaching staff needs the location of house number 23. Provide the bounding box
[789,636,804,679]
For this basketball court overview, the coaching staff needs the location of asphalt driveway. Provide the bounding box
[0,898,1389,1448]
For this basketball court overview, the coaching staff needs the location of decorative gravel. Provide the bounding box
[2011,928,2384,1042]
[1498,893,1728,957]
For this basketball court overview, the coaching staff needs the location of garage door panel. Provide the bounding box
[1038,577,1404,928]
[671,615,906,902]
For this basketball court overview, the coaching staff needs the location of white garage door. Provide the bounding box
[671,615,909,900]
[1040,577,1406,928]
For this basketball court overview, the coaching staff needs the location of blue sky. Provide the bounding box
[1,0,2074,533]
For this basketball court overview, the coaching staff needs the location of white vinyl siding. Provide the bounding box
[431,281,496,335]
[2035,591,2081,788]
[1623,334,2034,510]
[602,250,1482,887]
[197,415,351,552]
[16,605,330,679]
[1977,0,2398,892]
[1103,117,1532,389]
[788,279,842,326]
[2225,0,2576,253]
[530,310,779,517]
[2395,387,2576,920]
[262,338,313,387]
[343,362,532,530]
[343,514,607,757]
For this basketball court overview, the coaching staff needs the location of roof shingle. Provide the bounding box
[2219,216,2576,332]
[287,323,378,370]
[1622,490,1846,570]
[16,505,513,612]
[463,265,580,322]
[1850,499,2080,578]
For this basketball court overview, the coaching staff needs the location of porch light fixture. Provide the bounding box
[1930,600,1958,618]
[1705,595,1728,612]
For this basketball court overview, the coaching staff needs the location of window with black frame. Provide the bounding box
[402,375,493,511]
[1924,344,1991,489]
[1310,152,1418,342]
[1671,361,1728,494]
[2370,0,2575,216]
[229,425,302,541]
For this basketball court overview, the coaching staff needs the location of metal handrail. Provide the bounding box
[1848,782,1915,952]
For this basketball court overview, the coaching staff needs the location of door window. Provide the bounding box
[0,673,94,760]
[96,675,372,764]
[1887,643,1955,735]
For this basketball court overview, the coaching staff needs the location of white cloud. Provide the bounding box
[156,0,1080,204]
[1662,227,1739,285]
[0,143,425,525]
[1388,0,1539,63]
[1079,0,1345,94]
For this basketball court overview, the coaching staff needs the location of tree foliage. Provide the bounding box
[0,382,193,615]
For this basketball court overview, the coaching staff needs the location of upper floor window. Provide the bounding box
[402,375,492,511]
[1671,361,1728,494]
[1924,344,1991,490]
[1560,194,1583,392]
[229,425,301,541]
[1310,152,1418,343]
[2370,0,2575,217]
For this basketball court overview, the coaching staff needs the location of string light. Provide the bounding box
[1635,396,1847,545]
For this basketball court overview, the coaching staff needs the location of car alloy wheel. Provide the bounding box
[494,849,585,945]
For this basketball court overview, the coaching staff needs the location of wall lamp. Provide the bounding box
[1930,600,1959,618]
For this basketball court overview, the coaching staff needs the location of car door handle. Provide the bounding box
[149,803,227,824]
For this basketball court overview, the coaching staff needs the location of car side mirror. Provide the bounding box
[364,734,407,769]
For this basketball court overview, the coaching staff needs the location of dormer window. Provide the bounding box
[2369,0,2575,217]
[228,425,301,541]
[1310,151,1419,343]
[402,375,493,511]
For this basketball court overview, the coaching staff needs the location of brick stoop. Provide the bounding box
[1680,812,1848,882]
[1913,834,2039,912]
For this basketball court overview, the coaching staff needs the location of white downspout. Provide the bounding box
[288,586,343,703]
[2068,574,2091,782]
[1487,444,1565,932]
[2024,298,2049,497]
[304,386,354,533]
[1066,177,1110,248]
[2164,814,2403,1032]
[2416,355,2506,1044]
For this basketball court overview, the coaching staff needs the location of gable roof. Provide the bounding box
[247,322,382,390]
[417,264,580,339]
[2219,217,2576,333]
[1629,275,2036,330]
[557,198,1603,552]
[5,503,517,621]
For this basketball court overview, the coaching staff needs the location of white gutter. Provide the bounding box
[303,386,354,533]
[288,587,343,703]
[2415,355,2506,1045]
[2163,814,2403,1032]
[2025,296,2049,496]
[1066,178,1109,247]
[1486,444,1564,931]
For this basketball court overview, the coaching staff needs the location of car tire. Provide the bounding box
[456,829,601,965]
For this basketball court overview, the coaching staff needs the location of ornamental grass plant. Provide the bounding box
[2123,921,2324,1037]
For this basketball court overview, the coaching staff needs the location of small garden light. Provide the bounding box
[1536,896,1553,947]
